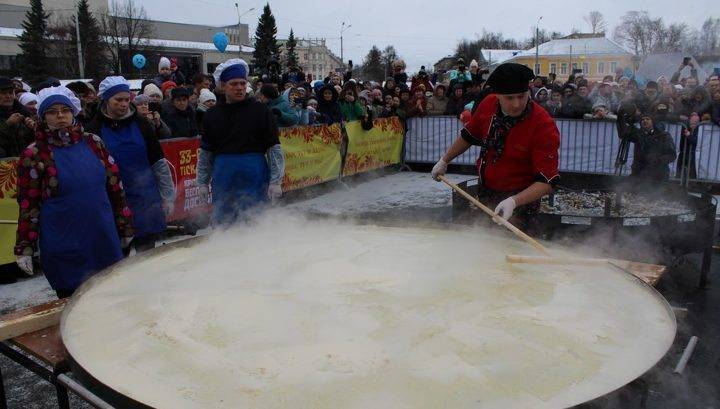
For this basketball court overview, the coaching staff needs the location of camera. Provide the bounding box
[682,57,691,66]
[148,102,161,113]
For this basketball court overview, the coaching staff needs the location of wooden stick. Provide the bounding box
[438,175,552,256]
[505,255,610,266]
[0,299,67,341]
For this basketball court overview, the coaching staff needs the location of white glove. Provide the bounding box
[121,236,134,249]
[268,183,282,201]
[431,158,448,181]
[16,256,33,276]
[197,184,209,203]
[494,197,517,222]
[163,201,174,217]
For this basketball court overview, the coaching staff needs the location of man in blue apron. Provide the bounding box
[87,76,176,252]
[15,86,134,298]
[196,59,285,226]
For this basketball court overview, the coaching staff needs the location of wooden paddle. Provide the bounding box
[438,175,553,256]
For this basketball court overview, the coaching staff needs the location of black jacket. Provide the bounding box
[0,100,34,158]
[161,103,199,139]
[316,85,343,125]
[618,119,677,181]
[201,96,279,155]
[86,107,165,166]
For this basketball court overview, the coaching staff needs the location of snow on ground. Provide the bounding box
[286,172,470,216]
[0,275,55,315]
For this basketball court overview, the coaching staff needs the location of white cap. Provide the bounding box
[198,88,216,106]
[99,76,130,101]
[37,86,81,117]
[213,58,249,85]
[18,92,38,106]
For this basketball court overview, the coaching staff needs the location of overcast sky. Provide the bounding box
[141,0,716,73]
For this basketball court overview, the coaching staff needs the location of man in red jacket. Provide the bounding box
[432,63,560,229]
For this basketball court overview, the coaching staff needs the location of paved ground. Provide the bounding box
[1,171,718,408]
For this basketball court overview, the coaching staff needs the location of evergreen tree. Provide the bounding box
[285,29,298,70]
[362,46,384,82]
[17,0,49,84]
[74,0,107,79]
[252,3,281,73]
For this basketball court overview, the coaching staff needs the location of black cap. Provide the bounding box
[171,87,191,99]
[486,63,535,95]
[0,77,13,91]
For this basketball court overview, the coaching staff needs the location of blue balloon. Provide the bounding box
[213,32,229,53]
[132,54,146,69]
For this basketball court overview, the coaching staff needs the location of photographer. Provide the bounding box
[134,94,172,139]
[0,77,35,158]
[671,57,698,87]
[617,102,676,182]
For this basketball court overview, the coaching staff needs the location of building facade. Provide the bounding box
[0,0,253,79]
[279,38,343,82]
[505,34,634,82]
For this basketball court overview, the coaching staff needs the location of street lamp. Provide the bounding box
[535,16,543,76]
[234,4,255,56]
[340,22,352,65]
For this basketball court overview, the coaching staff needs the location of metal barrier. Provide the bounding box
[403,116,691,180]
[693,123,720,183]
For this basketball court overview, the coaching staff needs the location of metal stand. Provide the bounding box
[0,342,70,409]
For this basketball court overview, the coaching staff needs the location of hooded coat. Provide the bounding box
[316,85,343,125]
[268,90,300,127]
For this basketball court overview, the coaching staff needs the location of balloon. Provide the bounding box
[213,32,229,53]
[132,54,146,69]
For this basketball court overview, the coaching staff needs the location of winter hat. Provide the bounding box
[99,76,131,101]
[158,57,171,71]
[534,87,549,99]
[37,86,81,118]
[18,92,38,106]
[170,87,191,99]
[0,77,15,91]
[133,94,150,105]
[198,88,216,106]
[143,83,162,98]
[486,63,534,95]
[213,58,250,85]
[161,81,178,95]
[470,59,479,69]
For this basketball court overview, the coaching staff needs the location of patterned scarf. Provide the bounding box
[482,101,532,164]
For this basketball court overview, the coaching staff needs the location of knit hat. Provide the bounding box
[198,88,216,106]
[534,87,549,99]
[161,81,177,95]
[143,83,162,98]
[18,92,38,106]
[260,84,279,100]
[0,77,13,91]
[213,58,250,85]
[486,63,535,95]
[99,76,131,101]
[170,87,190,99]
[158,57,171,71]
[37,86,81,118]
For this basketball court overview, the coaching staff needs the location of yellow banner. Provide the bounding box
[280,123,343,191]
[0,159,18,265]
[343,117,404,177]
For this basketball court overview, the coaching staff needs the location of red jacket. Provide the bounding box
[462,94,560,192]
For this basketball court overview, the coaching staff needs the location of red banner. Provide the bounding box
[159,137,210,222]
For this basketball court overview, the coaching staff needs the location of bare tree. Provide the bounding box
[613,11,665,56]
[381,45,398,77]
[699,17,720,51]
[100,0,154,75]
[656,23,690,53]
[583,11,607,34]
[46,18,80,78]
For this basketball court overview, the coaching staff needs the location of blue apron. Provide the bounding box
[101,122,166,239]
[39,139,123,292]
[211,153,269,226]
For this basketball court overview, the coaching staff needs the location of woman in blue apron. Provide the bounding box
[87,77,176,252]
[196,58,285,226]
[15,86,134,298]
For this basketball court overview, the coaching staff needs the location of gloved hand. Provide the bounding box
[431,158,447,181]
[121,236,134,249]
[197,184,209,203]
[16,256,33,276]
[268,183,282,201]
[494,197,517,222]
[163,200,174,217]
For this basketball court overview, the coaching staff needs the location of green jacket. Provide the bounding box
[339,100,365,122]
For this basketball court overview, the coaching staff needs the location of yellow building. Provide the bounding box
[505,34,635,82]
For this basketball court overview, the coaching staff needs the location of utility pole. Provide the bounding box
[340,22,351,65]
[234,4,255,57]
[75,13,84,78]
[534,16,543,76]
